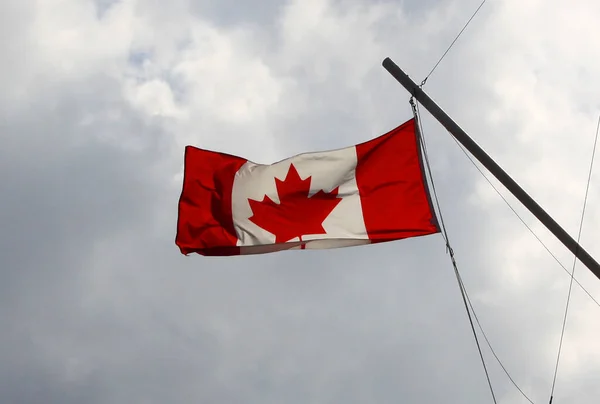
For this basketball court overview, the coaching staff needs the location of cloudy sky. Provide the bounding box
[3,0,600,402]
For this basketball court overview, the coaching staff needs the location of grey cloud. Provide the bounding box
[2,0,600,403]
[190,0,286,27]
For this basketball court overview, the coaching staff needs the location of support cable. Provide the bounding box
[548,115,600,404]
[414,99,543,403]
[412,99,498,404]
[421,0,488,86]
[446,134,600,309]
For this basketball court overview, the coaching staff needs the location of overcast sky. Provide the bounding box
[2,0,600,402]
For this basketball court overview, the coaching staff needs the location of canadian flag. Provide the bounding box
[176,118,439,256]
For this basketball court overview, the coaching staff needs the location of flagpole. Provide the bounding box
[382,57,600,282]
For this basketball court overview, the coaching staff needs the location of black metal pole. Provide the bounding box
[382,57,600,282]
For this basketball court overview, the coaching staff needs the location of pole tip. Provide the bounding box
[382,57,396,70]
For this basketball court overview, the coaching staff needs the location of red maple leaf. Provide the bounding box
[248,163,342,244]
